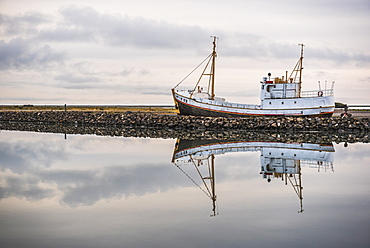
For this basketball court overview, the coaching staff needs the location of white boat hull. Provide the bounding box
[172,89,334,117]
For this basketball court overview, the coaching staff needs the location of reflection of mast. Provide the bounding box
[261,159,304,213]
[172,140,218,217]
[287,161,303,213]
[193,154,217,217]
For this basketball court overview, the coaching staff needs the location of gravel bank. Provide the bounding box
[1,111,369,132]
[1,121,368,144]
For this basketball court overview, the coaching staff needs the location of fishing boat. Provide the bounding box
[172,36,335,117]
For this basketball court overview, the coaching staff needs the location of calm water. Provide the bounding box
[0,130,369,248]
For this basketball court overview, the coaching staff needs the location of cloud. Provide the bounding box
[38,26,96,43]
[0,175,56,201]
[360,77,370,83]
[0,133,242,207]
[2,6,369,66]
[57,164,178,207]
[138,68,151,76]
[96,80,173,96]
[0,37,66,70]
[0,154,238,207]
[53,64,154,89]
[54,72,100,89]
[0,139,67,174]
[305,46,370,65]
[0,11,51,36]
[0,95,67,102]
[35,5,209,49]
[0,158,189,207]
[3,6,208,51]
[118,67,134,76]
[220,35,370,64]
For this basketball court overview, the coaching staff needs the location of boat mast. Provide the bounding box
[210,36,218,100]
[298,43,304,83]
[298,44,304,97]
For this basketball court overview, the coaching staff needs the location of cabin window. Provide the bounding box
[269,102,271,105]
[294,101,297,104]
[282,102,284,104]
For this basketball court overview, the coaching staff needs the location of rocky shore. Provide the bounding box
[0,111,369,132]
[1,121,369,144]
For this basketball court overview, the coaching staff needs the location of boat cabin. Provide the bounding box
[260,76,301,100]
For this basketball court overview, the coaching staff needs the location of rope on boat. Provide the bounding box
[173,53,213,89]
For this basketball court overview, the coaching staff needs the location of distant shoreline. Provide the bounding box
[0,105,177,114]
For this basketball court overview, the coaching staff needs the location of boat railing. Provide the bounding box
[300,89,334,98]
[222,102,259,109]
[174,87,194,94]
[196,98,260,109]
[174,86,213,95]
[300,160,334,171]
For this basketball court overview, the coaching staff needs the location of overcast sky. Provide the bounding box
[0,0,369,105]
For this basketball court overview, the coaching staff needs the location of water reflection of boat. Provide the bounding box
[171,139,335,215]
